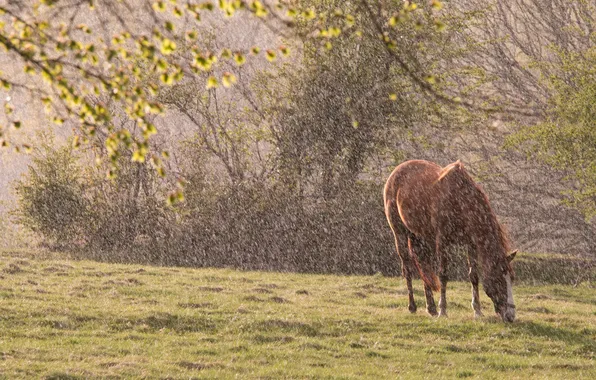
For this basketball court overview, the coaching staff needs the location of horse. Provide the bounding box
[383,159,517,322]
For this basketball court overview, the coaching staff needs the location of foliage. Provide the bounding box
[12,132,87,248]
[506,47,596,221]
[253,0,472,201]
[0,1,287,169]
[0,0,448,179]
[13,129,175,254]
[8,0,595,266]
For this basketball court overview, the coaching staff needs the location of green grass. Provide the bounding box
[0,250,594,379]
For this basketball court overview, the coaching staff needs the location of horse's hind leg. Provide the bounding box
[409,236,438,316]
[394,234,417,313]
[423,284,437,317]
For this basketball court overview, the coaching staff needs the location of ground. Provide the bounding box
[0,249,594,379]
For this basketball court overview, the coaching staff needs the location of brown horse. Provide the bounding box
[383,160,517,322]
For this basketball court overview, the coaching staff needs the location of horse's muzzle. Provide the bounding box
[500,303,516,323]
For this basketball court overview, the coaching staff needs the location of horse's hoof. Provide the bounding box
[427,308,438,317]
[438,311,448,318]
[408,305,417,313]
[474,312,484,319]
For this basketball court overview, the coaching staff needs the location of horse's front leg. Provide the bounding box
[436,234,449,317]
[438,275,448,317]
[468,259,483,318]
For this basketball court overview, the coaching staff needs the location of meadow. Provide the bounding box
[0,249,594,379]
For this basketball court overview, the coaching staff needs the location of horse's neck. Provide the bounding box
[443,171,508,265]
[461,196,503,254]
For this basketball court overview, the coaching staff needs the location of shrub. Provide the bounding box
[13,133,87,249]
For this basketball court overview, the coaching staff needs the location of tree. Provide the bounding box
[452,0,596,221]
[0,1,453,175]
[0,0,289,173]
[251,0,469,201]
[506,46,596,221]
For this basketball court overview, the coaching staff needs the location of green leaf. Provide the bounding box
[160,38,176,54]
[206,76,218,89]
[302,9,315,20]
[266,50,276,61]
[107,168,116,179]
[41,0,60,6]
[234,52,246,65]
[153,1,166,12]
[200,2,214,11]
[167,193,176,205]
[160,73,174,84]
[132,150,146,162]
[195,54,212,70]
[425,75,437,84]
[186,31,198,41]
[222,72,237,87]
[221,48,232,59]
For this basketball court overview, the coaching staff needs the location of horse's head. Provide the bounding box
[484,250,517,322]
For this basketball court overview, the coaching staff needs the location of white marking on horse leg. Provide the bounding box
[438,295,447,317]
[471,285,483,318]
[438,283,447,317]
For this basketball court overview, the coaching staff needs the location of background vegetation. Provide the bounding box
[1,1,595,277]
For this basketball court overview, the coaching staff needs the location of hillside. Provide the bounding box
[0,250,594,379]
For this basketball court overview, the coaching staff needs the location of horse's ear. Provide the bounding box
[507,250,518,262]
[438,160,463,181]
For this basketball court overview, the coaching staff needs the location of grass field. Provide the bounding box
[0,250,594,379]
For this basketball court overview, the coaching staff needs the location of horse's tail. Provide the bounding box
[384,177,411,278]
[384,198,404,237]
[383,173,401,234]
